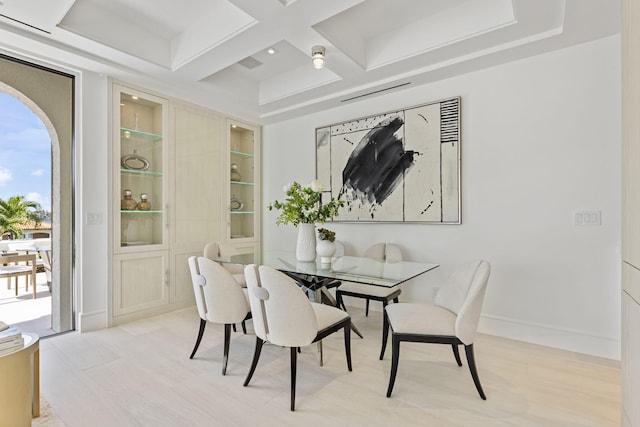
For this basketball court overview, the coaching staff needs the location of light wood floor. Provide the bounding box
[39,306,620,427]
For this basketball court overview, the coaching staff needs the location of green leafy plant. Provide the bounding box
[317,228,336,242]
[268,180,344,227]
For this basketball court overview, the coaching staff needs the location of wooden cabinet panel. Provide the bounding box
[113,251,168,316]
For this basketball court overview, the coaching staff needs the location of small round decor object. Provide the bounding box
[230,198,244,211]
[121,152,150,171]
[121,189,137,210]
[230,163,241,182]
[137,193,151,211]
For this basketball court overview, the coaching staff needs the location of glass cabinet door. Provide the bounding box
[114,85,168,249]
[228,122,257,241]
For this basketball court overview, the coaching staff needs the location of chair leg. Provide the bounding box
[241,321,247,335]
[290,346,298,411]
[365,298,370,316]
[232,324,237,333]
[386,334,400,397]
[336,291,346,311]
[222,324,231,375]
[380,310,390,360]
[243,337,264,387]
[344,323,352,371]
[393,296,399,304]
[189,319,207,359]
[452,344,463,366]
[464,344,486,400]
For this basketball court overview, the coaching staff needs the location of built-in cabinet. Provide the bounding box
[226,120,260,253]
[110,84,260,323]
[622,0,640,425]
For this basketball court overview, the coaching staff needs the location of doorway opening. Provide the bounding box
[0,54,75,337]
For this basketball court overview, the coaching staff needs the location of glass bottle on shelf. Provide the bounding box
[137,193,151,211]
[231,163,241,181]
[121,189,137,210]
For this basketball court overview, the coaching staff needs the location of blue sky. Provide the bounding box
[0,92,51,211]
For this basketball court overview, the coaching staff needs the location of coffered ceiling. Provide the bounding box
[0,0,619,124]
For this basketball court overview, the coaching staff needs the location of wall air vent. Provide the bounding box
[238,56,263,70]
[0,13,50,34]
[340,82,411,103]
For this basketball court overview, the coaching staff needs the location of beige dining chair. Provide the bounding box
[243,264,352,411]
[380,260,491,399]
[187,256,251,375]
[336,242,403,316]
[203,241,246,287]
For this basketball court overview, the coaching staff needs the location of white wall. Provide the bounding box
[262,35,622,359]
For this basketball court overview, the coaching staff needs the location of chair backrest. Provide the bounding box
[245,264,318,347]
[244,264,268,340]
[188,256,249,324]
[203,241,244,274]
[333,241,345,258]
[364,242,403,262]
[434,260,491,344]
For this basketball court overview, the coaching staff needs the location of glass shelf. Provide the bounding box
[120,210,163,214]
[230,149,254,158]
[230,180,254,186]
[120,127,163,143]
[121,169,163,176]
[230,211,254,214]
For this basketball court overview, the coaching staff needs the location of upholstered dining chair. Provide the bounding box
[336,242,403,316]
[203,241,246,287]
[380,259,491,400]
[187,256,251,375]
[243,264,352,411]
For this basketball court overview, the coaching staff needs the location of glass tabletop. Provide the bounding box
[215,250,438,288]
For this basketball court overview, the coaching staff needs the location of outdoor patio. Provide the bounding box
[0,270,54,337]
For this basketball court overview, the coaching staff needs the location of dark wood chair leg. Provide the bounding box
[392,296,399,304]
[365,298,370,316]
[386,334,400,397]
[189,318,206,359]
[243,337,264,387]
[452,344,463,366]
[464,344,486,400]
[222,323,231,375]
[290,347,298,411]
[232,324,237,332]
[336,292,346,311]
[380,310,390,360]
[241,321,247,335]
[344,323,352,371]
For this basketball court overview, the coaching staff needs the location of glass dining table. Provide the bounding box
[214,250,439,364]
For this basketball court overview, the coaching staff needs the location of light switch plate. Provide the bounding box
[574,210,601,226]
[86,212,102,225]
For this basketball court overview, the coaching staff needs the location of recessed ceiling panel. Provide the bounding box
[0,0,75,33]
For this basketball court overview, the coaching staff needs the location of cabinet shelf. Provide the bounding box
[230,149,254,158]
[121,169,163,176]
[120,127,163,143]
[230,180,254,186]
[230,211,254,214]
[120,210,163,214]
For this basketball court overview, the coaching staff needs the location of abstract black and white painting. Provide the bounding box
[316,97,460,223]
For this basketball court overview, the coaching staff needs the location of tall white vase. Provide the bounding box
[296,223,316,261]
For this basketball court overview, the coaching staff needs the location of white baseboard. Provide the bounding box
[77,309,107,332]
[479,314,621,361]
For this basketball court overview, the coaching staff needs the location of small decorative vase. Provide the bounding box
[316,239,336,264]
[296,223,316,262]
[121,190,137,210]
[230,163,241,181]
[137,193,151,211]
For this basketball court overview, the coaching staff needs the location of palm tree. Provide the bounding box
[0,195,43,239]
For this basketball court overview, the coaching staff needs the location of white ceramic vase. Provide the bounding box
[296,223,317,262]
[316,239,336,264]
